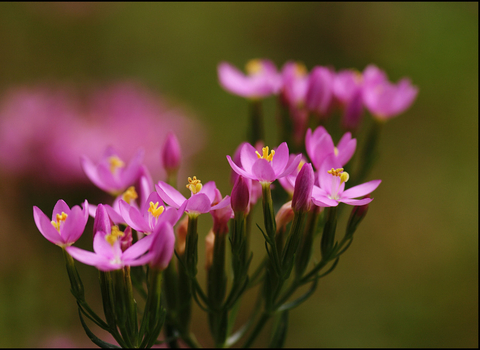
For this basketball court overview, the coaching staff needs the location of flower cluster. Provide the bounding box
[31,58,416,348]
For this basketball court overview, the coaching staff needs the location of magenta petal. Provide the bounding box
[240,143,260,174]
[97,162,119,191]
[119,201,149,233]
[155,181,186,208]
[271,142,289,175]
[252,158,276,182]
[227,155,255,180]
[340,197,373,206]
[277,154,302,179]
[104,205,125,225]
[66,246,110,267]
[200,181,217,204]
[312,195,338,207]
[93,232,115,259]
[53,200,71,217]
[186,193,211,214]
[122,233,155,261]
[150,223,175,270]
[158,207,181,226]
[120,148,144,188]
[33,206,63,245]
[337,137,356,166]
[211,195,231,211]
[81,156,109,192]
[61,206,86,244]
[218,62,250,97]
[342,180,381,199]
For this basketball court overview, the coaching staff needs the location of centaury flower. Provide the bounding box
[218,59,282,99]
[227,142,302,184]
[33,199,89,247]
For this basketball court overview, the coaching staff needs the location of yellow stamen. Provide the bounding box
[255,146,275,162]
[51,212,68,232]
[327,168,349,184]
[334,147,339,157]
[109,155,125,173]
[105,225,124,246]
[122,186,138,204]
[148,201,165,218]
[245,59,263,75]
[186,176,203,194]
[297,159,306,172]
[294,62,307,77]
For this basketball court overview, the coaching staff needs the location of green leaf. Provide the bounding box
[269,310,289,348]
[78,307,121,348]
[278,278,318,312]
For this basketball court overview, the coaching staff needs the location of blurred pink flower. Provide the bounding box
[0,82,204,185]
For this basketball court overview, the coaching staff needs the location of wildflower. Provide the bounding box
[210,189,234,234]
[291,163,314,212]
[81,146,145,195]
[362,65,418,120]
[217,59,282,99]
[162,131,182,175]
[311,161,381,207]
[33,199,89,247]
[226,142,301,184]
[145,222,176,271]
[231,175,250,214]
[305,66,335,117]
[333,69,365,130]
[156,177,230,216]
[305,126,356,170]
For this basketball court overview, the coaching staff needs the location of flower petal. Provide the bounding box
[342,179,381,199]
[186,193,211,214]
[277,154,302,179]
[33,206,63,245]
[311,196,338,207]
[53,199,71,217]
[81,156,109,192]
[155,181,186,208]
[252,158,276,183]
[119,200,150,233]
[122,233,155,261]
[61,206,87,244]
[339,197,373,206]
[240,143,260,174]
[200,181,217,204]
[66,246,110,268]
[271,142,289,175]
[227,155,256,180]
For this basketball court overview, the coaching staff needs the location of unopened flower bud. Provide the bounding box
[93,204,112,237]
[275,201,294,232]
[120,226,133,252]
[205,229,215,270]
[346,194,370,237]
[175,215,188,255]
[231,175,250,214]
[150,222,175,271]
[292,163,314,212]
[162,131,182,173]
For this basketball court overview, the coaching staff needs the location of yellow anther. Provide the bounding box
[255,146,275,162]
[186,176,203,194]
[148,202,165,218]
[105,225,124,246]
[109,155,125,173]
[51,211,68,232]
[245,59,263,75]
[340,171,349,184]
[122,186,138,204]
[334,147,339,156]
[327,168,344,177]
[294,62,307,77]
[297,159,306,171]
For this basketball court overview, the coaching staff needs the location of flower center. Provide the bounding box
[122,186,138,204]
[186,176,203,194]
[327,167,349,184]
[105,226,124,246]
[256,146,275,162]
[245,59,263,75]
[51,212,68,233]
[148,201,165,218]
[294,62,307,77]
[109,155,125,174]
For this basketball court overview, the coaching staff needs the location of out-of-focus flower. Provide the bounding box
[33,199,89,247]
[311,160,381,207]
[305,126,357,171]
[161,131,182,175]
[278,155,308,196]
[81,146,145,195]
[210,189,233,234]
[305,66,335,117]
[362,65,418,120]
[333,69,365,130]
[275,201,294,231]
[0,82,204,184]
[218,59,282,99]
[156,178,230,216]
[227,142,301,184]
[66,225,155,271]
[144,222,176,271]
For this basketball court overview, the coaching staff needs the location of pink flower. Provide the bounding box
[210,189,234,234]
[278,154,308,196]
[333,69,365,130]
[230,142,262,208]
[227,142,302,184]
[81,146,145,195]
[161,131,182,174]
[305,126,356,170]
[218,59,282,99]
[305,66,335,117]
[33,199,89,247]
[291,163,314,212]
[156,178,230,216]
[119,191,184,234]
[66,226,155,271]
[362,65,418,120]
[311,160,381,207]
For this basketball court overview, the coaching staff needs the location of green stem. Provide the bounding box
[243,312,271,348]
[248,99,264,145]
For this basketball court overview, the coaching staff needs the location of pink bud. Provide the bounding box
[161,131,181,173]
[93,204,112,237]
[231,175,250,213]
[292,163,314,212]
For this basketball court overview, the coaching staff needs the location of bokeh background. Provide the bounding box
[0,2,477,348]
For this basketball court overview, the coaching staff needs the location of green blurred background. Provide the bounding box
[0,2,477,348]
